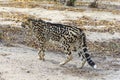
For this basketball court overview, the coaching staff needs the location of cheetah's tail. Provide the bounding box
[83,47,97,69]
[81,32,97,69]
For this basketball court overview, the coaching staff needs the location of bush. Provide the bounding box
[66,0,76,6]
[0,33,3,41]
[89,0,98,8]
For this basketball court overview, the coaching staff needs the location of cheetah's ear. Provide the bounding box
[23,15,36,22]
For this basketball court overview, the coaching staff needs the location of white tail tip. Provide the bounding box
[93,65,97,69]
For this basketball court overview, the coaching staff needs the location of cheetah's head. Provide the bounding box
[21,17,34,29]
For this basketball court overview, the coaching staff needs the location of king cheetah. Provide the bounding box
[21,17,97,69]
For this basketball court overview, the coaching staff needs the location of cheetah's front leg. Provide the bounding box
[38,49,45,61]
[38,43,45,61]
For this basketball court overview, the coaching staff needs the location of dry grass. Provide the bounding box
[0,0,119,14]
[0,12,28,21]
[101,0,120,2]
[91,7,120,15]
[0,1,40,8]
[88,40,120,55]
[63,16,120,33]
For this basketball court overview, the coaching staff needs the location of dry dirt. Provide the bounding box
[0,0,120,80]
[0,44,120,80]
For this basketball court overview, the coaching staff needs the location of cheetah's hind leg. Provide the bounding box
[78,51,87,68]
[59,53,73,66]
[80,58,87,69]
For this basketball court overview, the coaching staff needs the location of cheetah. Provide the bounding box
[21,17,97,69]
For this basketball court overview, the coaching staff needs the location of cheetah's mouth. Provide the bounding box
[21,23,29,29]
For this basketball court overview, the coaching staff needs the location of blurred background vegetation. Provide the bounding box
[0,0,119,55]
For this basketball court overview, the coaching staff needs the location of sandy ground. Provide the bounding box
[0,44,120,80]
[0,1,120,80]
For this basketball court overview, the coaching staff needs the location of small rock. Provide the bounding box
[26,70,30,73]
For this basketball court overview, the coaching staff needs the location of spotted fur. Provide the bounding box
[21,17,96,68]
